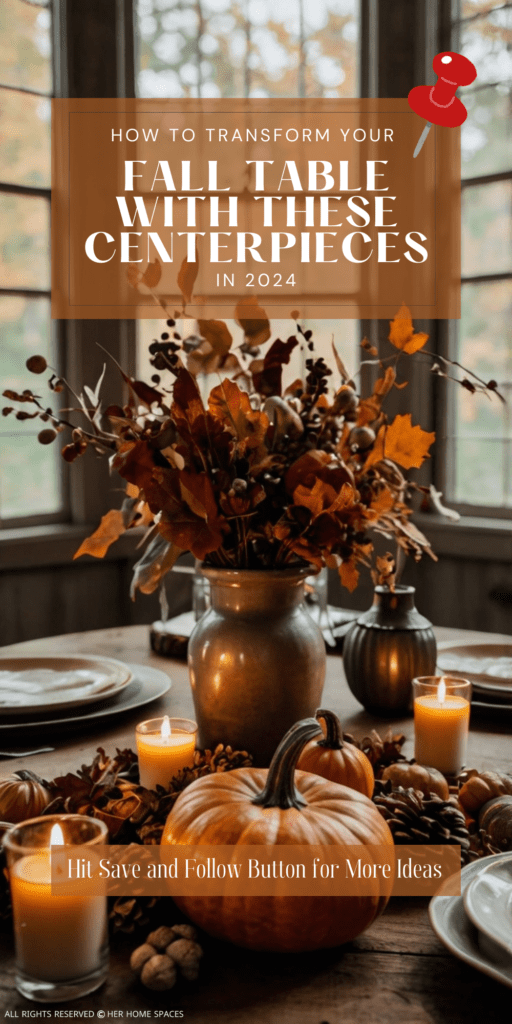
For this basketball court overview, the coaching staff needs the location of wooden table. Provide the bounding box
[1,624,511,1023]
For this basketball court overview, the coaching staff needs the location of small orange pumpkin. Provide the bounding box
[479,795,512,851]
[381,762,449,800]
[162,718,393,952]
[297,709,374,798]
[0,771,52,824]
[459,771,512,818]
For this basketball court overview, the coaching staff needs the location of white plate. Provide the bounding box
[464,854,512,957]
[429,854,512,989]
[0,663,171,735]
[0,656,133,715]
[437,642,512,697]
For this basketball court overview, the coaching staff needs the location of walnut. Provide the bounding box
[140,954,177,992]
[129,943,157,974]
[171,923,197,942]
[166,938,203,981]
[146,925,177,950]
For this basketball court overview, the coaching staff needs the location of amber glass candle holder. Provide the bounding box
[3,814,108,1003]
[413,676,471,776]
[136,716,197,790]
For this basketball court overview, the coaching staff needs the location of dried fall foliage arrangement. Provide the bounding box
[2,259,502,596]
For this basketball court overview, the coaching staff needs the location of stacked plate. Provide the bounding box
[430,853,512,988]
[0,655,171,737]
[437,641,512,717]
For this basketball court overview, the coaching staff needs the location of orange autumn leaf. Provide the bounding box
[74,509,125,560]
[339,558,360,592]
[374,366,397,396]
[389,304,429,355]
[209,378,269,450]
[365,415,435,471]
[368,487,395,518]
[384,414,435,469]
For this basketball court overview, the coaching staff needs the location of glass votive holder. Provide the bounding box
[3,814,108,1003]
[136,716,198,790]
[413,676,471,776]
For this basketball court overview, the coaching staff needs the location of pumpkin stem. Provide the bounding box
[315,709,343,750]
[15,770,47,785]
[252,718,322,810]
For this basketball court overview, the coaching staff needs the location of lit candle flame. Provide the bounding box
[437,678,446,705]
[50,823,65,847]
[161,716,171,742]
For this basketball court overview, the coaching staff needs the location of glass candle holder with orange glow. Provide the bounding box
[413,676,471,775]
[3,814,108,1003]
[136,716,197,790]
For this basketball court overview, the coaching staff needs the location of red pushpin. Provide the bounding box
[408,51,477,157]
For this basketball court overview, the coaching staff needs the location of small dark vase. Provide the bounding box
[342,585,437,715]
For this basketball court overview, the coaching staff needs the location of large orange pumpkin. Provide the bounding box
[162,718,394,952]
[297,708,374,797]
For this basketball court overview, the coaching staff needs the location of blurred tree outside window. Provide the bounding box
[450,0,512,508]
[134,0,360,389]
[0,0,60,524]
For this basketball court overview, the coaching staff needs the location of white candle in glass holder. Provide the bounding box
[9,822,107,983]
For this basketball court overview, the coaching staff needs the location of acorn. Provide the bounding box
[333,386,358,415]
[349,426,376,451]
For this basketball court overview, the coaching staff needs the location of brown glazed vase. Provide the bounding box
[342,585,437,716]
[188,566,326,767]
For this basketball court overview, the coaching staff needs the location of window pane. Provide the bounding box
[0,295,61,520]
[0,89,51,187]
[452,281,512,506]
[460,6,512,178]
[453,437,506,505]
[0,194,50,290]
[136,0,359,99]
[462,86,512,178]
[462,181,512,278]
[0,0,52,94]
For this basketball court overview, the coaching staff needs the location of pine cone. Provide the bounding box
[109,896,162,935]
[344,729,407,779]
[373,780,471,864]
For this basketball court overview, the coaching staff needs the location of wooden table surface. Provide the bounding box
[1,624,511,1024]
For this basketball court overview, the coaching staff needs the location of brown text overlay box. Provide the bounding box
[52,99,460,319]
[51,844,461,898]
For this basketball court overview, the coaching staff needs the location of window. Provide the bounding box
[134,0,361,383]
[0,0,61,525]
[448,0,512,509]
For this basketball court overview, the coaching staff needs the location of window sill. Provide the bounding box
[0,523,142,572]
[413,513,512,561]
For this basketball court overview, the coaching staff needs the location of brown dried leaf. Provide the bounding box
[177,251,198,307]
[251,336,298,397]
[197,320,233,357]
[130,534,182,598]
[331,341,350,383]
[142,259,162,290]
[235,297,271,348]
[208,378,268,450]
